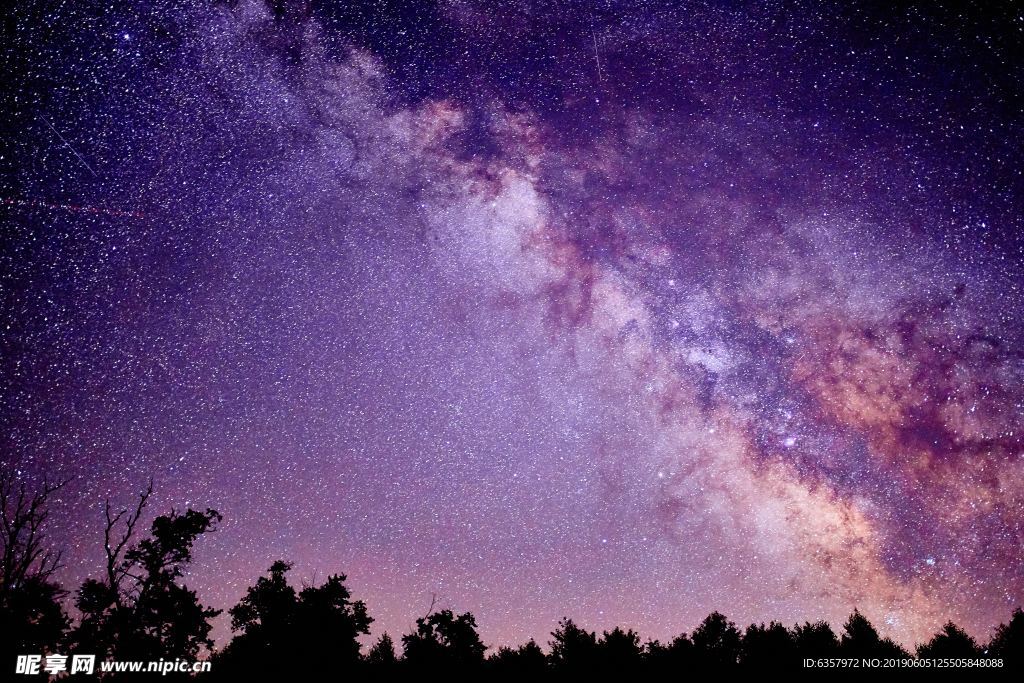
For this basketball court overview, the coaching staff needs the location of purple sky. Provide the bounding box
[2,0,1022,650]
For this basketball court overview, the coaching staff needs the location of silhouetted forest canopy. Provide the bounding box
[2,474,1021,678]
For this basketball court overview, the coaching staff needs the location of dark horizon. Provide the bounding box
[2,478,1020,675]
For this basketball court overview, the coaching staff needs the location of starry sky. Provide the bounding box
[2,0,1023,650]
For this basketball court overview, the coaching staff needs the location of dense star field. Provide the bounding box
[2,0,1022,650]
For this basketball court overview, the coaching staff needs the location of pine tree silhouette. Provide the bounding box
[740,621,797,668]
[367,632,398,668]
[839,609,909,658]
[987,607,1023,667]
[916,621,979,658]
[791,620,840,659]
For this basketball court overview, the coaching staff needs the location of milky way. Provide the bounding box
[2,1,1022,649]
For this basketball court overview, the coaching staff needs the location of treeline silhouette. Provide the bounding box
[2,474,1021,679]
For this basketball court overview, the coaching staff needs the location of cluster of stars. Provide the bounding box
[1,0,1021,651]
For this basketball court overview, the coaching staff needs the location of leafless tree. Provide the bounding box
[0,468,69,603]
[102,479,153,607]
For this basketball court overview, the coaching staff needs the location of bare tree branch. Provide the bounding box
[102,479,153,607]
[422,593,438,621]
[0,470,71,602]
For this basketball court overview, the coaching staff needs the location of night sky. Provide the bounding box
[2,0,1023,650]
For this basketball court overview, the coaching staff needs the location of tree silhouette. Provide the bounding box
[838,609,909,658]
[548,617,599,675]
[486,638,547,677]
[916,621,979,658]
[596,626,643,671]
[6,470,1024,675]
[73,482,221,675]
[229,561,295,637]
[296,572,373,663]
[987,608,1023,665]
[740,621,797,668]
[367,632,398,665]
[401,608,487,673]
[216,559,371,678]
[214,560,295,677]
[691,611,741,667]
[791,620,840,659]
[644,632,694,675]
[0,471,69,668]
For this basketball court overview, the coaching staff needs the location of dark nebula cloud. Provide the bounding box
[2,0,1022,647]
